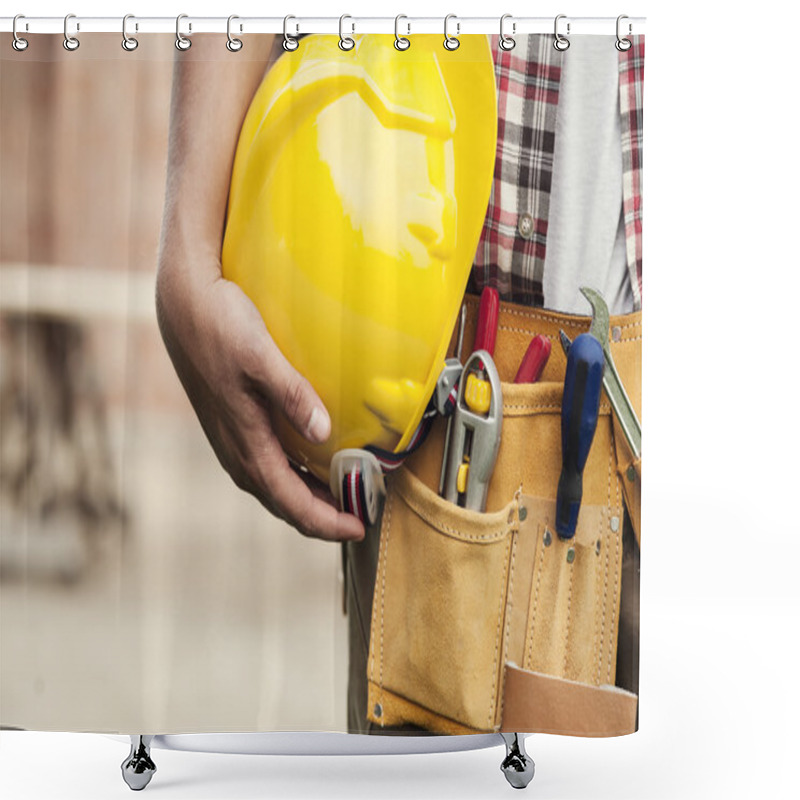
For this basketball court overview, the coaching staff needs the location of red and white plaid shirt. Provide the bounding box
[469,35,644,310]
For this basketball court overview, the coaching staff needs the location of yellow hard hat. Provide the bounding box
[222,34,497,482]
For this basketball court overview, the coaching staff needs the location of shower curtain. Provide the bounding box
[0,26,643,740]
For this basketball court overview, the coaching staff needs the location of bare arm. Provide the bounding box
[156,35,364,542]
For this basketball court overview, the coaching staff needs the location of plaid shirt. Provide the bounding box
[469,35,645,310]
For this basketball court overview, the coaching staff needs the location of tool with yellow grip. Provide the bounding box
[441,349,502,511]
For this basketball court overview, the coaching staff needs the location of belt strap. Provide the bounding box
[501,664,637,736]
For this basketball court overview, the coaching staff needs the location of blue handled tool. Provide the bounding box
[556,332,604,539]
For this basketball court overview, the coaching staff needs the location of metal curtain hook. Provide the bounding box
[499,14,516,51]
[444,14,460,51]
[394,15,410,51]
[283,15,298,51]
[227,15,243,51]
[122,14,139,51]
[175,14,191,51]
[616,14,632,51]
[339,14,355,51]
[12,14,29,51]
[553,14,570,51]
[63,13,80,51]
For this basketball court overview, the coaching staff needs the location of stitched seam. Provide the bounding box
[399,494,510,541]
[367,542,378,683]
[504,402,613,414]
[608,502,622,684]
[496,524,518,729]
[489,535,513,730]
[466,297,641,336]
[410,524,507,542]
[599,436,614,684]
[599,444,614,684]
[380,493,391,691]
[611,443,622,684]
[496,323,642,343]
[373,489,394,695]
[614,475,623,683]
[562,549,575,678]
[477,303,627,327]
[616,334,643,342]
[606,442,619,684]
[504,403,561,412]
[525,528,545,671]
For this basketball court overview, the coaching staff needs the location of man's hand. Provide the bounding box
[156,259,364,542]
[156,35,364,542]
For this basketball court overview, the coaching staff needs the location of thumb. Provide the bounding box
[247,334,331,444]
[282,371,331,444]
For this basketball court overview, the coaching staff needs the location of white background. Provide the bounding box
[2,0,799,798]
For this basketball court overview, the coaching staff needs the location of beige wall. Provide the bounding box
[0,34,348,733]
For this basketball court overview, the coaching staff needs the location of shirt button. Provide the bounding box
[518,213,534,240]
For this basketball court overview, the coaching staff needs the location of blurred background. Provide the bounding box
[0,34,348,733]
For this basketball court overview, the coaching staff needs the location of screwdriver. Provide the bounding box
[474,286,500,357]
[514,335,551,384]
[556,332,604,539]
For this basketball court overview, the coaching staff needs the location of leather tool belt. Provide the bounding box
[366,293,642,736]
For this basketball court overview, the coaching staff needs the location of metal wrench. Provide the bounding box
[560,288,641,461]
[437,304,467,495]
[442,349,503,511]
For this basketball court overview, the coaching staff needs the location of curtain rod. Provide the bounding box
[1,16,645,36]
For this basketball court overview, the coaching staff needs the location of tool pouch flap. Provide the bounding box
[366,467,518,733]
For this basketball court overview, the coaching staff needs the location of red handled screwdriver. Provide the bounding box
[474,286,500,357]
[514,335,551,383]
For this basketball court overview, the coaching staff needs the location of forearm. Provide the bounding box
[159,33,277,272]
[151,35,363,542]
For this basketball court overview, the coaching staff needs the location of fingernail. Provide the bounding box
[306,406,330,443]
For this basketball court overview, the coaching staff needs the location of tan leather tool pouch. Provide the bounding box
[366,295,641,736]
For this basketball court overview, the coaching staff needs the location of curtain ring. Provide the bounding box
[339,15,355,51]
[227,15,243,52]
[122,14,139,51]
[499,14,516,51]
[12,15,29,52]
[615,15,632,51]
[175,14,191,51]
[443,14,460,51]
[553,14,570,51]
[394,15,410,51]
[63,13,80,51]
[283,15,298,51]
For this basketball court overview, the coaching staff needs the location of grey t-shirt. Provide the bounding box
[543,36,634,316]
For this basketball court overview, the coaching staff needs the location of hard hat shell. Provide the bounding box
[222,34,497,482]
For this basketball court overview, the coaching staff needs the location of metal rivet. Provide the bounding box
[543,529,552,547]
[519,506,528,522]
[566,547,576,564]
[610,516,620,533]
[595,540,602,555]
[517,213,534,240]
[373,703,383,718]
[626,466,637,482]
[612,325,622,342]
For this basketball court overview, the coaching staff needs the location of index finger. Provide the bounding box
[262,458,365,542]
